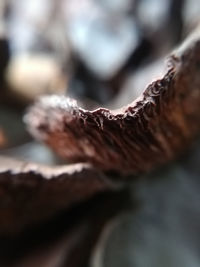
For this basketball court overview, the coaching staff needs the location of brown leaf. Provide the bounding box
[0,189,129,267]
[26,26,200,176]
[0,156,114,234]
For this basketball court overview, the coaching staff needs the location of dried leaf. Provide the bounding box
[26,27,200,175]
[0,156,114,234]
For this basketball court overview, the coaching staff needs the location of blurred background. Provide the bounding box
[0,0,200,267]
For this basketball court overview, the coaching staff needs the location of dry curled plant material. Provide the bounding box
[0,156,113,233]
[26,27,200,176]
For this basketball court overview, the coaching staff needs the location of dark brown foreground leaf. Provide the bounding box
[0,189,130,267]
[0,156,115,234]
[26,27,200,175]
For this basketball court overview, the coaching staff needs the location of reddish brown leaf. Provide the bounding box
[26,27,200,176]
[0,156,114,234]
